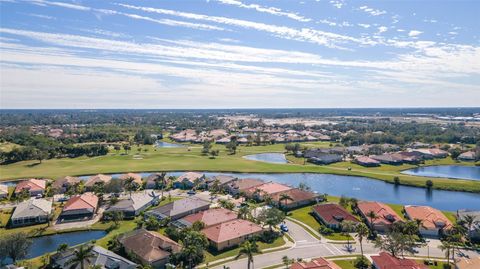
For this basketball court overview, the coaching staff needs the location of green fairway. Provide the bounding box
[0,143,479,193]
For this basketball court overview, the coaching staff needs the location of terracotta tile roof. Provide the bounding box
[52,176,81,189]
[271,188,318,205]
[202,219,263,243]
[354,156,380,165]
[357,201,402,226]
[85,174,112,187]
[312,203,359,225]
[15,179,47,193]
[404,205,452,230]
[371,252,428,269]
[456,257,480,269]
[63,193,98,211]
[181,208,237,227]
[119,173,143,185]
[0,184,8,195]
[120,229,181,263]
[229,178,264,191]
[244,182,291,196]
[291,257,342,269]
[176,172,204,183]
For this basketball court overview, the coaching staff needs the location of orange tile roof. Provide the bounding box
[15,178,47,193]
[456,257,480,269]
[119,173,143,185]
[85,174,112,187]
[371,252,428,269]
[404,205,452,230]
[291,257,342,269]
[181,208,237,227]
[271,188,318,205]
[357,201,402,225]
[121,229,181,263]
[245,182,291,195]
[312,203,359,225]
[202,219,263,243]
[177,172,204,183]
[63,192,98,211]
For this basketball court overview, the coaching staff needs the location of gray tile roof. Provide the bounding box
[11,198,52,219]
[51,245,136,269]
[147,197,210,219]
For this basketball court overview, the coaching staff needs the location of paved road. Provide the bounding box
[212,220,480,269]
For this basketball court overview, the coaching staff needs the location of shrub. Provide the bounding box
[319,226,334,235]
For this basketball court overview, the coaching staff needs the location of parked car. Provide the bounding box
[280,223,289,232]
[187,190,196,195]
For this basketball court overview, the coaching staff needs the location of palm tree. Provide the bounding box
[461,214,478,241]
[355,223,369,256]
[123,177,138,198]
[282,255,293,269]
[235,240,260,269]
[278,193,293,211]
[66,244,95,269]
[238,206,250,220]
[438,241,452,265]
[366,211,377,230]
[341,220,356,250]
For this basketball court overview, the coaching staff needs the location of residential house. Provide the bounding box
[174,208,237,228]
[370,154,404,165]
[202,219,263,250]
[271,188,320,209]
[206,175,236,190]
[145,197,210,221]
[50,245,137,269]
[225,178,264,195]
[10,198,52,227]
[14,178,47,197]
[145,173,163,189]
[412,148,448,159]
[393,152,424,164]
[243,182,292,200]
[354,156,380,167]
[457,209,480,241]
[173,172,205,189]
[458,151,476,161]
[404,205,453,237]
[456,257,480,269]
[52,176,81,194]
[119,229,181,269]
[119,173,143,186]
[371,252,428,269]
[0,184,9,199]
[106,191,159,219]
[85,174,112,189]
[357,201,402,232]
[290,257,342,269]
[312,203,359,230]
[59,192,99,222]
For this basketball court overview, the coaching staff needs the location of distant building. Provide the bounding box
[357,201,402,232]
[225,178,264,195]
[303,150,343,165]
[290,257,341,269]
[11,198,52,227]
[84,174,112,189]
[458,151,476,161]
[312,203,359,230]
[145,173,163,189]
[270,188,320,209]
[354,156,380,167]
[119,229,181,269]
[14,178,47,197]
[175,208,237,228]
[60,192,99,222]
[50,245,136,269]
[202,219,263,250]
[145,197,210,221]
[371,252,428,269]
[106,191,159,219]
[206,175,236,189]
[52,176,81,194]
[0,184,9,199]
[370,154,403,165]
[393,152,424,164]
[412,148,448,159]
[173,172,205,189]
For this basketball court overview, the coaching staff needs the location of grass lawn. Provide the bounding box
[204,236,286,263]
[0,143,478,193]
[333,257,369,269]
[416,260,451,269]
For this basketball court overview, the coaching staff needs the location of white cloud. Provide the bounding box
[358,23,370,29]
[216,0,311,22]
[408,30,423,37]
[329,0,344,9]
[359,6,386,16]
[377,26,388,34]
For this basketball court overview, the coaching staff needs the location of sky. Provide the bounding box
[0,0,479,109]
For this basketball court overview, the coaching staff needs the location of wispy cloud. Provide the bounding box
[216,0,311,22]
[408,30,423,37]
[359,5,387,16]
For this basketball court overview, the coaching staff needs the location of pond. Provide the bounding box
[402,165,480,181]
[155,141,185,148]
[27,230,107,258]
[243,153,288,164]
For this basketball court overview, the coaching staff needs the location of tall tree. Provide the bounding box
[123,177,138,198]
[1,232,32,263]
[355,222,370,256]
[235,240,261,269]
[65,244,95,269]
[278,193,293,211]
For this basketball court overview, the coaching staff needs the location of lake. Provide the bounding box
[155,141,185,148]
[243,153,288,164]
[27,230,107,258]
[402,165,480,181]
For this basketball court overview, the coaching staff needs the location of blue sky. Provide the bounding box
[1,0,479,108]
